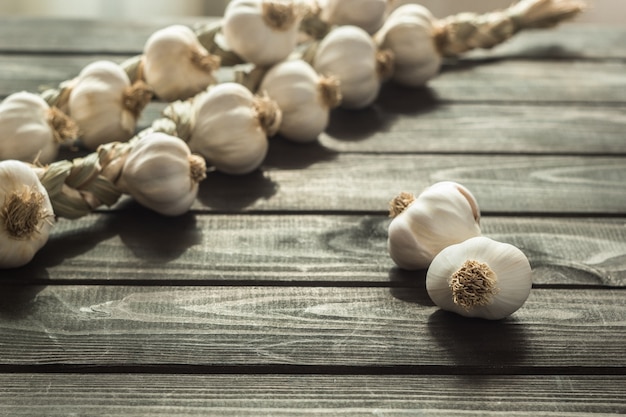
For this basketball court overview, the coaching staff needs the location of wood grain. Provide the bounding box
[4,214,625,287]
[0,286,623,369]
[0,374,624,416]
[135,101,626,155]
[194,154,626,214]
[1,56,625,103]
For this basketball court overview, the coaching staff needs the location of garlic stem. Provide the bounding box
[122,81,154,118]
[189,154,208,184]
[318,75,342,109]
[190,50,221,73]
[376,49,395,80]
[449,259,499,310]
[262,1,300,31]
[388,192,415,218]
[253,94,283,137]
[47,106,79,144]
[1,186,51,240]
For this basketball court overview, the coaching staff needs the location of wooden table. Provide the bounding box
[0,18,625,416]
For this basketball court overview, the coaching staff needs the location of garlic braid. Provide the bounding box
[435,0,586,56]
[34,142,130,219]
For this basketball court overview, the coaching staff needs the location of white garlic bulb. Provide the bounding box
[313,25,393,109]
[426,236,533,320]
[0,160,54,269]
[68,60,153,150]
[387,181,481,270]
[143,25,220,101]
[222,0,304,66]
[188,82,281,175]
[319,0,387,34]
[374,4,442,87]
[259,59,341,143]
[116,132,206,216]
[0,91,77,164]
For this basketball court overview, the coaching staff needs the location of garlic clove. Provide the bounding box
[374,4,442,87]
[0,160,54,269]
[259,59,341,143]
[116,132,206,216]
[0,91,77,164]
[143,25,220,102]
[313,25,387,109]
[387,181,481,270]
[222,0,305,67]
[319,0,387,34]
[69,60,152,150]
[426,236,533,320]
[189,83,277,175]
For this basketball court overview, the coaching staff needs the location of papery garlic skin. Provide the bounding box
[116,132,206,216]
[223,0,303,66]
[69,60,149,150]
[143,25,219,101]
[426,236,533,320]
[259,59,341,142]
[313,25,388,109]
[189,83,278,175]
[319,0,387,34]
[0,160,54,269]
[388,181,481,270]
[0,92,66,164]
[374,4,442,87]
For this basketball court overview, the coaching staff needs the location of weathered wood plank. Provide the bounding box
[0,374,623,416]
[193,154,626,214]
[432,60,626,103]
[1,18,624,60]
[463,24,626,61]
[34,153,626,215]
[1,55,625,103]
[134,101,626,155]
[4,214,625,287]
[0,17,214,54]
[0,286,623,368]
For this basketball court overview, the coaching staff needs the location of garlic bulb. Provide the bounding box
[68,60,153,150]
[116,132,206,216]
[313,25,393,109]
[222,0,305,66]
[319,0,387,34]
[426,236,533,320]
[259,59,341,143]
[387,181,481,270]
[143,25,220,101]
[374,4,441,87]
[0,91,77,164]
[0,160,54,269]
[188,82,281,175]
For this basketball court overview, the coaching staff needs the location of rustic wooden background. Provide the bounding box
[0,17,624,415]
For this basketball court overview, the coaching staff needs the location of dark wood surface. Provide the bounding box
[0,17,625,416]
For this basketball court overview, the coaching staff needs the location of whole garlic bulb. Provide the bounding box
[388,181,481,270]
[68,60,153,150]
[319,0,387,34]
[222,0,305,66]
[374,4,442,87]
[0,160,54,269]
[0,91,77,164]
[426,236,533,320]
[116,132,206,216]
[143,25,220,102]
[259,59,341,143]
[188,82,281,175]
[313,25,393,109]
